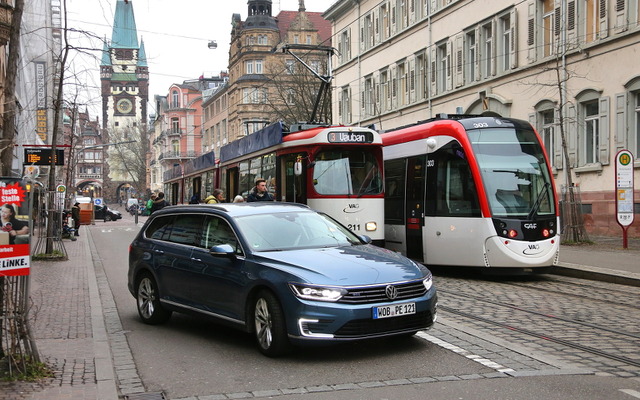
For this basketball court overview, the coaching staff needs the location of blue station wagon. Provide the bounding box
[127,203,437,356]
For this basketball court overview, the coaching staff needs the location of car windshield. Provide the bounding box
[234,211,362,252]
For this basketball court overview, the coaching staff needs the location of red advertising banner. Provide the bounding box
[0,179,30,277]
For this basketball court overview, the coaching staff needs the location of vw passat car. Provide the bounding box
[127,203,437,356]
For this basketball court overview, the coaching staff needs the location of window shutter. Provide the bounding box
[615,0,628,33]
[599,0,609,39]
[527,1,536,64]
[490,19,497,76]
[475,26,481,81]
[409,56,416,103]
[360,19,365,52]
[446,40,453,91]
[567,1,577,45]
[430,46,437,96]
[598,96,610,165]
[454,34,464,87]
[615,93,628,151]
[510,9,518,69]
[567,104,577,167]
[552,110,563,169]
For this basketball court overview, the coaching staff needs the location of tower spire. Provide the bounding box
[111,0,139,48]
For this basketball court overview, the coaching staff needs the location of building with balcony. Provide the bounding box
[324,0,640,237]
[149,79,207,202]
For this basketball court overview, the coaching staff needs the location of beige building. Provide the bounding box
[324,0,640,236]
[223,0,331,142]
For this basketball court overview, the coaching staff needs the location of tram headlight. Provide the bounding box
[542,228,550,237]
[365,222,377,231]
[508,229,518,238]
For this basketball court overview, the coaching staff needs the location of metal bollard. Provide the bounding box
[135,205,139,224]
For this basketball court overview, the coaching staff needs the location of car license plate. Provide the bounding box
[372,302,416,319]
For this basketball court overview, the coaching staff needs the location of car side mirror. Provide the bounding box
[210,244,235,256]
[359,235,372,244]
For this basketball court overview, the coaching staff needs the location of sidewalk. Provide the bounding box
[555,235,640,286]
[0,230,118,400]
[1,230,639,399]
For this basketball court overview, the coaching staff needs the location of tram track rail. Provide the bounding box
[439,305,640,369]
[438,288,640,340]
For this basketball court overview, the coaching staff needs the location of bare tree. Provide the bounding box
[265,47,332,124]
[105,124,149,189]
[524,23,589,244]
[0,0,24,175]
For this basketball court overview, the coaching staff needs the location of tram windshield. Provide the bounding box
[468,128,555,218]
[312,150,382,196]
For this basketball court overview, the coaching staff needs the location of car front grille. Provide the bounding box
[338,280,427,304]
[334,311,433,337]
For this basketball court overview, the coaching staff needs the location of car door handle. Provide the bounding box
[154,249,164,255]
[191,257,202,262]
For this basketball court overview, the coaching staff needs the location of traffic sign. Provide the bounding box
[615,149,635,249]
[56,184,66,193]
[94,198,103,206]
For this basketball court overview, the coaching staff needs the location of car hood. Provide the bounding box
[251,245,428,285]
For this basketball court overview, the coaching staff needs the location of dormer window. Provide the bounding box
[171,91,179,108]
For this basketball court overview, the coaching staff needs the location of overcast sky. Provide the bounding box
[65,0,335,117]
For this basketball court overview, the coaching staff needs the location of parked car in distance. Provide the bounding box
[128,203,437,356]
[94,205,122,221]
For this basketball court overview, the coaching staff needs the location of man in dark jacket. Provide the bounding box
[71,202,81,236]
[247,179,274,202]
[150,192,169,214]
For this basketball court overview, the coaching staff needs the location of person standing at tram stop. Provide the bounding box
[204,189,225,204]
[71,202,81,237]
[1,203,30,244]
[145,194,156,215]
[150,192,169,214]
[247,179,274,202]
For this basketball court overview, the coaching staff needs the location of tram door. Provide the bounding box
[280,153,307,203]
[226,167,239,200]
[405,155,426,260]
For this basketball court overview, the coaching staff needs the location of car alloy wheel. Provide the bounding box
[253,290,290,357]
[136,273,171,324]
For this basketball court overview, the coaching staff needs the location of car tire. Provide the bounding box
[253,290,290,357]
[105,215,112,221]
[136,272,171,324]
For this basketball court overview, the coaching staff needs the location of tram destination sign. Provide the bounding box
[24,148,65,166]
[327,131,374,144]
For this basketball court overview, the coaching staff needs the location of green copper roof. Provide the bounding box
[111,0,139,49]
[100,39,111,66]
[137,39,147,67]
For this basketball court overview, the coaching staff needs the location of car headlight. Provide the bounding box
[289,284,347,302]
[423,275,433,291]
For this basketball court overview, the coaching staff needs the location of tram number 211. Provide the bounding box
[348,224,361,231]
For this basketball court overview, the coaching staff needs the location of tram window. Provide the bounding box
[312,150,381,196]
[425,142,481,217]
[384,159,406,224]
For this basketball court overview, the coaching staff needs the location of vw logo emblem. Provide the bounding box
[385,285,398,300]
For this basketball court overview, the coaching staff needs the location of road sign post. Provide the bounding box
[615,149,635,249]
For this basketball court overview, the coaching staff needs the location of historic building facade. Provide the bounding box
[100,0,149,201]
[324,0,640,236]
[224,0,331,141]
